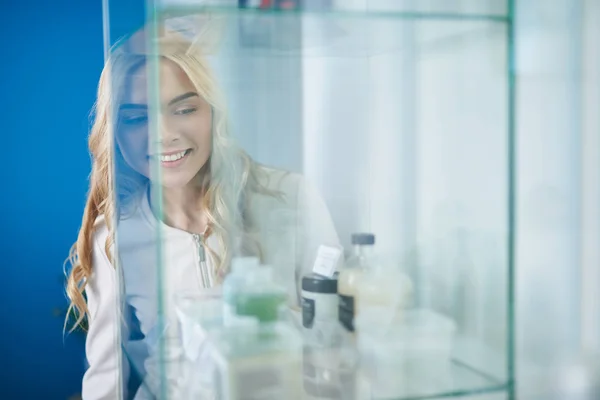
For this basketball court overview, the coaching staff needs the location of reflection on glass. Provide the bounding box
[66,2,514,399]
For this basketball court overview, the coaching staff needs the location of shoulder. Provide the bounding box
[90,215,112,267]
[251,165,331,213]
[254,165,319,203]
[85,215,119,321]
[255,166,303,193]
[251,166,333,225]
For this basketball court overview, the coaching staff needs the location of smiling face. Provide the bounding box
[116,58,213,189]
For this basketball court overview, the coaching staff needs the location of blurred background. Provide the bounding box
[0,1,103,399]
[0,0,598,399]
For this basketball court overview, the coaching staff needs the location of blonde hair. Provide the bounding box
[65,18,278,332]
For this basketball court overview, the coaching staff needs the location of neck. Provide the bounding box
[149,173,210,235]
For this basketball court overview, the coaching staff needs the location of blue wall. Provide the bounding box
[0,1,103,398]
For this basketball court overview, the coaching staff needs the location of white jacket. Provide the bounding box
[81,169,341,400]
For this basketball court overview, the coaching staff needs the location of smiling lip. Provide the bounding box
[148,149,192,168]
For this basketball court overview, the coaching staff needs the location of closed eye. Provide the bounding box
[120,114,148,125]
[174,107,197,116]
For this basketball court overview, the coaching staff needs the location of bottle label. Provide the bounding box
[312,245,342,278]
[338,294,355,332]
[302,297,315,329]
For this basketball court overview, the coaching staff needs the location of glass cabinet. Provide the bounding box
[102,0,515,398]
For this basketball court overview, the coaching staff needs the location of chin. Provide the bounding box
[157,176,197,189]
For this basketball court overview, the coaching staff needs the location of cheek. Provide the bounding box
[117,127,150,169]
[201,124,212,151]
[118,128,149,156]
[185,115,212,150]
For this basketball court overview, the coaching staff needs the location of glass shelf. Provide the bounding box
[150,10,507,58]
[389,359,506,400]
[354,333,510,399]
[158,0,508,19]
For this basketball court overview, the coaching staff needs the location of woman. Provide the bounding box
[65,18,340,399]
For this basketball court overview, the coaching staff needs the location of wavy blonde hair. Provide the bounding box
[65,18,277,332]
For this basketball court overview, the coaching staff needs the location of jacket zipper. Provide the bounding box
[192,234,210,288]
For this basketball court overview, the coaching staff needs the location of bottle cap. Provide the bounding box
[351,233,375,246]
[302,273,338,294]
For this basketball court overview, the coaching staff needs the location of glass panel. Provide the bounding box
[104,12,171,400]
[100,1,513,399]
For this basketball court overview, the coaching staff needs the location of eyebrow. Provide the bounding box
[119,92,199,110]
[167,92,199,106]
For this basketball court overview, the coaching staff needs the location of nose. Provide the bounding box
[149,115,180,153]
[160,114,181,143]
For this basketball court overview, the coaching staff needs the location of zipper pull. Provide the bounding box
[192,233,210,288]
[193,233,206,262]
